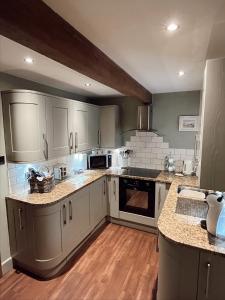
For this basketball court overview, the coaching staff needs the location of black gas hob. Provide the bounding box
[121,167,161,179]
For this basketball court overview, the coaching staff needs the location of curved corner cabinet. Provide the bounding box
[158,233,225,300]
[2,90,99,162]
[2,90,46,162]
[6,177,108,278]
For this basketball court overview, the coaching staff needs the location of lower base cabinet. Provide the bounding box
[6,176,108,278]
[90,177,108,229]
[158,234,225,300]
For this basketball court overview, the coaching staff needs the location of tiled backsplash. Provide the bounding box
[8,153,88,194]
[125,131,195,170]
[7,150,121,194]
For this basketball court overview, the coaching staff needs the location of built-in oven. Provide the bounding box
[88,154,112,169]
[119,177,155,218]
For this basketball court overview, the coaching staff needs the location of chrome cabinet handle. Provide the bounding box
[158,186,161,212]
[18,208,23,230]
[43,133,48,160]
[74,132,78,151]
[98,130,101,147]
[103,180,106,195]
[113,180,116,196]
[69,132,73,153]
[205,262,211,298]
[69,200,72,220]
[63,204,67,225]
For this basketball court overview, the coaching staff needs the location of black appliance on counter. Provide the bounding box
[88,154,112,169]
[119,168,160,218]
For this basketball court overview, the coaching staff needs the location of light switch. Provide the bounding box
[0,156,5,165]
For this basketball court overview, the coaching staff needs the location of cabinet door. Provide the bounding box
[102,177,108,218]
[73,108,89,152]
[197,251,225,300]
[62,187,90,256]
[108,177,119,218]
[46,96,73,159]
[88,105,100,149]
[90,178,104,229]
[28,203,63,270]
[6,200,28,262]
[2,91,46,162]
[158,234,199,300]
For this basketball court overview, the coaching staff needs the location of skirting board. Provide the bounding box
[109,217,157,234]
[1,256,13,275]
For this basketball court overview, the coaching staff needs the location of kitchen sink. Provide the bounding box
[175,198,208,219]
[176,186,208,219]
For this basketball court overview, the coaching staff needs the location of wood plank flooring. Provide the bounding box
[0,224,158,300]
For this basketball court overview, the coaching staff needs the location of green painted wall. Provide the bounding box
[153,91,200,149]
[93,91,200,148]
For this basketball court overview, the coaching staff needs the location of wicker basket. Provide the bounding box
[29,176,54,193]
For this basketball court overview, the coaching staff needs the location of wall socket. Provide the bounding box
[0,156,5,165]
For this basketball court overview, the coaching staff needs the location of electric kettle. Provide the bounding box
[206,192,225,239]
[182,160,193,175]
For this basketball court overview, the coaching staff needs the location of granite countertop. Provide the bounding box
[6,168,175,206]
[7,167,225,255]
[158,175,225,256]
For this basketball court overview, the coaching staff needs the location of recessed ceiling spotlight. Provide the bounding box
[178,70,185,77]
[85,83,91,87]
[24,57,33,64]
[166,23,179,32]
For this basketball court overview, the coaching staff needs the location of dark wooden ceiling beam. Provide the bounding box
[0,0,152,102]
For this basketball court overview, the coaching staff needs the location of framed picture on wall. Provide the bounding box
[179,116,199,132]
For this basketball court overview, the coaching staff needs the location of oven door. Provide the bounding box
[89,155,107,169]
[119,178,155,217]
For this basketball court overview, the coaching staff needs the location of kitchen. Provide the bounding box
[0,1,225,299]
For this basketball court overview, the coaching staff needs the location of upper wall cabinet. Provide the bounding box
[100,105,121,148]
[200,58,225,191]
[2,90,46,162]
[72,103,89,152]
[46,96,73,159]
[88,105,100,149]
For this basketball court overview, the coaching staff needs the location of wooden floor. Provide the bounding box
[0,224,159,300]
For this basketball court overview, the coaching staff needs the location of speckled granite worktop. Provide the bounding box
[6,168,175,206]
[158,175,225,256]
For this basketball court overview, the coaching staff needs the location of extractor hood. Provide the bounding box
[137,104,152,131]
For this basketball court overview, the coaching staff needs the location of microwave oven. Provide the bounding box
[88,154,112,169]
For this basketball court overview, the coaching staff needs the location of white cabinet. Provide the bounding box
[90,177,107,229]
[46,96,72,159]
[108,177,119,218]
[73,106,89,152]
[100,105,121,148]
[88,105,100,149]
[2,91,46,162]
[62,187,90,257]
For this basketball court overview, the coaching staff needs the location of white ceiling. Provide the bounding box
[0,35,121,97]
[43,0,224,94]
[0,1,224,97]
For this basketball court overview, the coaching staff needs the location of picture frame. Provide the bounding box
[179,116,199,132]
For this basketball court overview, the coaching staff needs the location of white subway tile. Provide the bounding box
[186,149,194,156]
[136,152,145,158]
[175,149,186,155]
[161,143,169,149]
[152,137,163,143]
